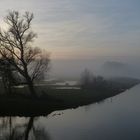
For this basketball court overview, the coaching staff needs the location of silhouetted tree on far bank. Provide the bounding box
[80,69,93,89]
[0,11,50,97]
[80,69,107,90]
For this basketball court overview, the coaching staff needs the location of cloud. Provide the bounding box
[0,0,140,59]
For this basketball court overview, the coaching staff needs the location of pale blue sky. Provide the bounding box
[0,0,140,59]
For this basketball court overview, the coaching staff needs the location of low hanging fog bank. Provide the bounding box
[48,57,140,81]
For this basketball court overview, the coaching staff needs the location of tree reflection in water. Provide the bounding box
[0,116,51,140]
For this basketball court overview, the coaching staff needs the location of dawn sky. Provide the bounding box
[0,0,140,59]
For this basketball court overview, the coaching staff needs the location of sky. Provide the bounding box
[0,0,140,60]
[0,0,140,79]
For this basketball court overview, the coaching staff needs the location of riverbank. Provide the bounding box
[0,82,138,116]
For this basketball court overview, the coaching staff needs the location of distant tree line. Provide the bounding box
[80,69,140,91]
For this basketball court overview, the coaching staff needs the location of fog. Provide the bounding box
[49,56,140,80]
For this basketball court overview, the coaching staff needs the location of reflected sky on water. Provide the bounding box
[1,84,140,140]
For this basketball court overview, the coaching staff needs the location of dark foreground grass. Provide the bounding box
[0,84,134,116]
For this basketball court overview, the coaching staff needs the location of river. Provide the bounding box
[0,84,140,140]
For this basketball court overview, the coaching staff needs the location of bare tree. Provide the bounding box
[80,69,93,89]
[0,11,50,97]
[80,69,107,89]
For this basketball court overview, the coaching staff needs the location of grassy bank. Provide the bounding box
[0,76,139,116]
[0,83,136,116]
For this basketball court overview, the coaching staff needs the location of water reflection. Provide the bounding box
[0,85,140,140]
[0,117,51,140]
[40,84,140,140]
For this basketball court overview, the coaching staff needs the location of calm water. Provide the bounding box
[1,84,140,140]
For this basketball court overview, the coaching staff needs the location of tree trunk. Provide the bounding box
[28,82,35,96]
[26,76,37,97]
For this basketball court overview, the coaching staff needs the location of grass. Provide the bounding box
[0,77,139,116]
[0,86,131,116]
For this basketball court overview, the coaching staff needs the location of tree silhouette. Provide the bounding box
[80,69,107,89]
[0,11,50,96]
[80,69,93,89]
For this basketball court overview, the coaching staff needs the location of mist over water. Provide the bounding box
[50,56,140,80]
